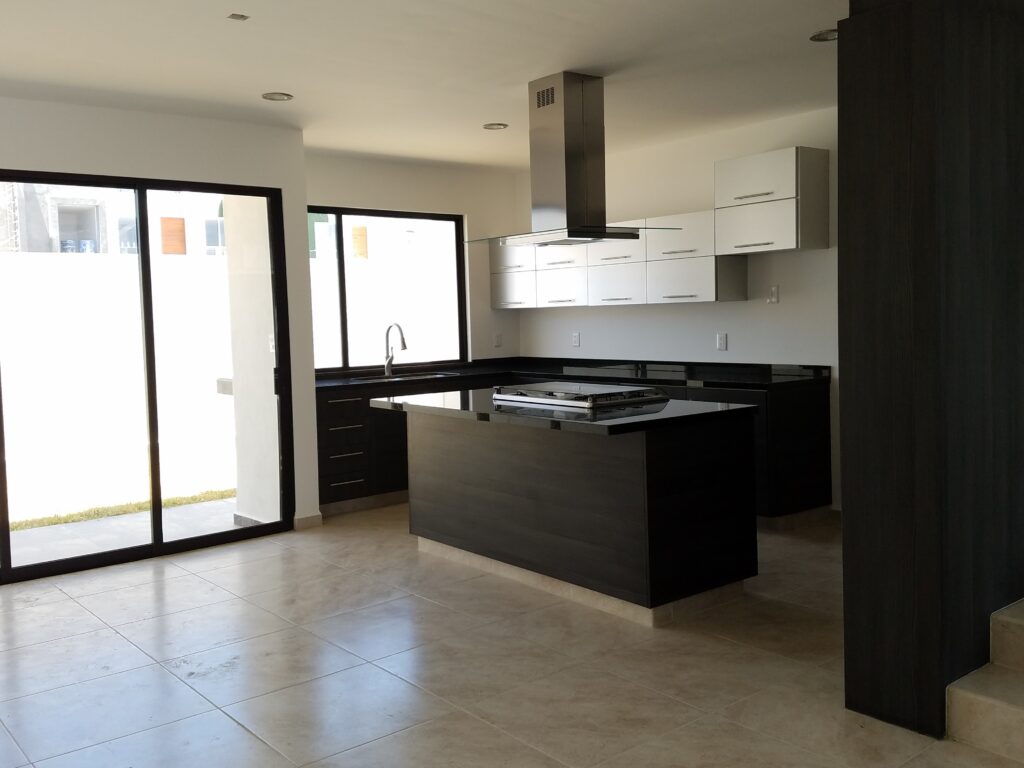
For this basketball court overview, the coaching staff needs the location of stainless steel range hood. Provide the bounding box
[499,72,639,247]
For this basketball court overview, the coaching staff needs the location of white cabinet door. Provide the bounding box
[715,198,798,254]
[490,271,536,309]
[536,267,587,307]
[536,244,587,270]
[587,262,646,306]
[646,211,715,261]
[586,219,646,266]
[646,257,716,303]
[489,241,535,274]
[715,147,797,208]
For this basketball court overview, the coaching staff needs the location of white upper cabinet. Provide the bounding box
[645,211,715,261]
[715,147,798,208]
[714,146,829,255]
[490,271,536,309]
[647,256,716,303]
[536,267,588,307]
[715,198,798,254]
[586,219,646,266]
[587,262,646,306]
[536,244,588,270]
[489,241,535,274]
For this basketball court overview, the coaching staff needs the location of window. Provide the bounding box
[308,207,467,370]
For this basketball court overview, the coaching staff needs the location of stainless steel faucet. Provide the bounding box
[384,323,407,377]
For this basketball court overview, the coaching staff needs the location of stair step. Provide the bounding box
[948,664,1024,762]
[993,600,1024,673]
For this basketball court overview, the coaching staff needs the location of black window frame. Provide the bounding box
[307,205,468,374]
[0,167,295,585]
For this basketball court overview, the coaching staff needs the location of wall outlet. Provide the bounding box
[571,331,581,348]
[716,332,728,351]
[768,285,780,304]
[493,332,502,348]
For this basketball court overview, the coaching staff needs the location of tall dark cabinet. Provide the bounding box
[840,0,1024,736]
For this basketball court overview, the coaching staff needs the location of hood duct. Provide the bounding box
[499,71,639,247]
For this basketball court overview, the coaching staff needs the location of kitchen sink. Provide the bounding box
[348,372,460,384]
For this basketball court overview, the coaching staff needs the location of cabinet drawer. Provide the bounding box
[489,241,535,273]
[586,220,646,265]
[646,211,715,261]
[318,449,368,477]
[315,393,367,422]
[319,473,370,501]
[491,271,536,309]
[317,421,369,450]
[536,245,587,270]
[714,198,798,254]
[587,262,646,306]
[715,147,797,208]
[536,267,587,307]
[646,256,716,303]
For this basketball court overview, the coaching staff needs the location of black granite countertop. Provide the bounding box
[369,387,756,435]
[316,357,830,390]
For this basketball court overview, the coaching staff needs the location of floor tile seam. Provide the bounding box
[69,569,235,601]
[85,592,243,628]
[0,716,30,766]
[167,546,295,575]
[239,588,413,627]
[47,565,195,600]
[595,662,729,713]
[0,621,112,655]
[677,621,841,667]
[0,655,156,705]
[199,561,361,600]
[134,622,305,664]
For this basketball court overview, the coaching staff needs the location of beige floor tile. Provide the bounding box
[315,531,420,571]
[0,723,27,768]
[245,569,407,624]
[0,581,66,614]
[722,679,933,768]
[414,574,564,621]
[116,598,291,661]
[305,594,490,661]
[471,664,702,767]
[0,599,105,652]
[0,628,151,701]
[308,711,565,768]
[0,665,212,762]
[686,594,844,664]
[224,663,452,765]
[33,710,291,768]
[199,549,352,596]
[775,577,845,618]
[493,601,658,658]
[74,574,235,626]
[163,627,363,705]
[50,560,191,598]
[376,622,574,706]
[165,538,288,573]
[593,626,823,711]
[364,550,485,592]
[903,740,1024,767]
[595,713,839,768]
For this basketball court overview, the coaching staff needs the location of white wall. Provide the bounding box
[304,150,526,360]
[517,107,841,505]
[0,95,320,522]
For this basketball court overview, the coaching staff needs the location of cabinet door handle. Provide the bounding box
[328,424,363,431]
[601,297,632,302]
[328,451,364,459]
[546,259,575,266]
[662,249,697,255]
[326,397,362,404]
[329,479,365,487]
[498,301,525,306]
[663,294,698,299]
[547,299,576,304]
[734,191,774,200]
[733,242,775,249]
[500,264,524,269]
[600,255,631,261]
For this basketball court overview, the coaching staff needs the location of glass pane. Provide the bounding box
[148,190,280,541]
[0,182,152,566]
[308,212,342,368]
[342,214,460,367]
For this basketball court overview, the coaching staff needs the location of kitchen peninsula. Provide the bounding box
[371,384,758,623]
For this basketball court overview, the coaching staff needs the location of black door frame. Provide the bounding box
[0,168,295,584]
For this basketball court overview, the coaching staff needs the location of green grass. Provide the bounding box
[10,489,237,532]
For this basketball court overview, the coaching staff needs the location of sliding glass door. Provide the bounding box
[0,173,292,582]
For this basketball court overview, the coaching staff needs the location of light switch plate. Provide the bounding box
[768,285,780,304]
[493,332,502,348]
[571,331,581,347]
[716,332,728,351]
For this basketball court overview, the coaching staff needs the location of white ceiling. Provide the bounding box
[1,0,846,168]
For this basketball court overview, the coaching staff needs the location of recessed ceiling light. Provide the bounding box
[810,28,839,42]
[262,91,294,102]
[227,13,250,21]
[483,122,509,130]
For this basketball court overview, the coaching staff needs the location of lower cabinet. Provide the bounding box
[536,267,588,307]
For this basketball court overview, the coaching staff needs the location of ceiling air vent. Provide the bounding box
[536,86,556,108]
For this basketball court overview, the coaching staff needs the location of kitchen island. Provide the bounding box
[371,385,758,624]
